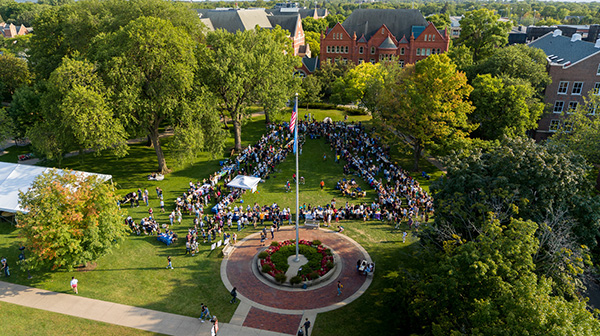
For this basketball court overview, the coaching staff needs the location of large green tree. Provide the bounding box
[197,28,300,152]
[470,74,544,140]
[92,16,216,173]
[377,54,476,171]
[457,9,512,62]
[27,57,127,166]
[17,170,128,271]
[0,53,31,103]
[0,107,12,143]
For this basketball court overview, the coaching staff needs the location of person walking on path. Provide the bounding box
[70,277,78,294]
[320,180,325,190]
[1,257,9,277]
[198,304,211,322]
[230,287,237,304]
[166,256,174,269]
[303,318,311,336]
[270,225,274,239]
[402,231,407,243]
[337,281,343,296]
[211,316,219,336]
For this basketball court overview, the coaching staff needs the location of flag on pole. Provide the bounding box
[291,96,298,153]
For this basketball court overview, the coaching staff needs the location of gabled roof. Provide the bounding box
[398,35,409,44]
[200,18,215,32]
[342,9,428,41]
[528,33,600,66]
[302,56,319,73]
[357,35,367,43]
[411,26,425,39]
[266,8,326,19]
[379,36,397,49]
[195,9,272,33]
[268,14,300,36]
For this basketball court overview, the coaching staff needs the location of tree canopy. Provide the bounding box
[0,53,31,103]
[457,9,512,62]
[376,54,476,171]
[17,170,128,271]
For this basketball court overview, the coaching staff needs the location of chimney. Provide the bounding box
[571,33,582,42]
[553,29,562,37]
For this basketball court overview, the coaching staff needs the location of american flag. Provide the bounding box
[290,101,297,132]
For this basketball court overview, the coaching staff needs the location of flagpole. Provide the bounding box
[294,93,300,262]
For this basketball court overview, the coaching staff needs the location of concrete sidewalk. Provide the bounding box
[0,281,288,336]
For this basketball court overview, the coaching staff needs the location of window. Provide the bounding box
[400,47,405,55]
[359,46,364,54]
[381,29,384,35]
[549,120,561,132]
[327,46,331,53]
[567,101,578,113]
[563,121,573,132]
[594,82,600,94]
[432,34,435,41]
[553,100,564,113]
[424,34,428,41]
[437,48,441,54]
[572,82,583,95]
[343,58,348,63]
[345,46,349,53]
[588,103,597,115]
[399,60,405,68]
[371,46,376,54]
[335,46,339,53]
[327,57,331,62]
[597,64,600,75]
[557,81,569,94]
[416,48,421,56]
[370,58,375,64]
[426,48,431,56]
[358,58,364,64]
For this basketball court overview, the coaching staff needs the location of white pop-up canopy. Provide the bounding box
[226,175,261,193]
[0,162,112,214]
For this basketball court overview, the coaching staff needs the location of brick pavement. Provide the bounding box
[243,307,303,335]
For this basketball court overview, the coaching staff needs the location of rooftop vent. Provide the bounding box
[571,33,582,42]
[553,29,562,37]
[595,39,600,48]
[555,58,564,63]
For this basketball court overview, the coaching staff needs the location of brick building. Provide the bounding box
[319,9,450,66]
[529,30,600,141]
[1,22,29,38]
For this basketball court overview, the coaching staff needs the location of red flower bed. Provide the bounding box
[259,239,334,280]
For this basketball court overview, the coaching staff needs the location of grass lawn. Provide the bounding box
[0,301,163,336]
[0,109,439,335]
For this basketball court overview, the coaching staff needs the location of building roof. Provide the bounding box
[267,14,300,36]
[379,36,397,49]
[357,35,367,43]
[195,9,272,33]
[398,35,409,44]
[266,8,327,19]
[411,26,425,39]
[341,9,428,41]
[200,18,215,32]
[528,32,600,66]
[302,56,319,73]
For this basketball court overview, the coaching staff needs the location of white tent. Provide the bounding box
[0,162,112,214]
[226,175,261,193]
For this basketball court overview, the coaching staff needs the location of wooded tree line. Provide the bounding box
[0,0,299,174]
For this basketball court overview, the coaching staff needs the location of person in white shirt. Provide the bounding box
[70,277,78,294]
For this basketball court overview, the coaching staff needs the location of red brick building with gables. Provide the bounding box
[320,9,449,66]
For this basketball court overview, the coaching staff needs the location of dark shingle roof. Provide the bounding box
[528,33,600,65]
[265,8,325,19]
[341,9,428,41]
[268,14,299,36]
[379,36,397,49]
[302,56,319,73]
[411,26,425,39]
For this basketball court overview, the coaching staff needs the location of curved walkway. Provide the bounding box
[221,226,373,335]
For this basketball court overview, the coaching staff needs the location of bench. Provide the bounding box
[222,243,235,257]
[304,219,320,229]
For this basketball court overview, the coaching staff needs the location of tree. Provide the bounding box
[340,62,386,112]
[8,85,41,140]
[387,216,600,335]
[92,17,212,173]
[470,44,551,97]
[0,107,13,143]
[0,53,31,103]
[17,170,128,271]
[427,13,451,30]
[470,74,544,140]
[457,9,512,62]
[377,54,476,171]
[301,17,328,33]
[197,28,300,152]
[304,31,320,57]
[27,57,127,167]
[299,74,322,110]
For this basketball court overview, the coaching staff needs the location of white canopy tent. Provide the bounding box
[0,162,112,214]
[226,175,261,193]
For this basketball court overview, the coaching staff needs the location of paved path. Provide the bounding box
[221,226,373,335]
[0,281,287,336]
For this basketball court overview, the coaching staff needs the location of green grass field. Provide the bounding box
[0,301,163,336]
[0,109,440,335]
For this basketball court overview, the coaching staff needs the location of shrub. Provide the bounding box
[308,271,320,280]
[312,240,321,246]
[270,241,279,247]
[326,261,334,269]
[274,272,287,283]
[290,275,303,285]
[324,248,332,256]
[258,251,268,259]
[261,264,272,273]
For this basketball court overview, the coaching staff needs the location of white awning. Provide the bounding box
[226,175,261,193]
[0,162,112,214]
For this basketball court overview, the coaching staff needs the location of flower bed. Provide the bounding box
[258,239,334,282]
